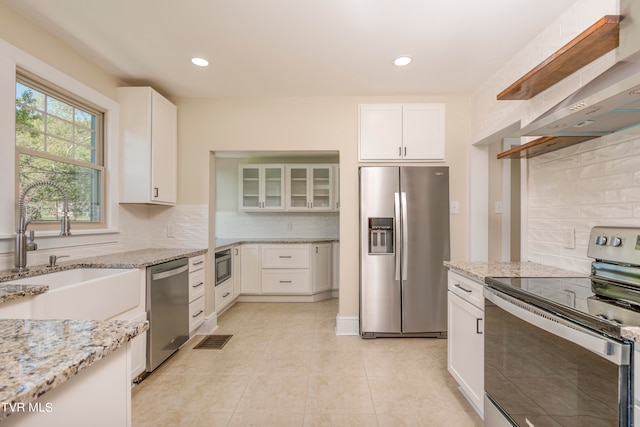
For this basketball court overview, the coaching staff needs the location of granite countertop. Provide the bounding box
[444,260,586,282]
[621,327,640,343]
[214,237,339,251]
[0,248,207,303]
[0,318,148,421]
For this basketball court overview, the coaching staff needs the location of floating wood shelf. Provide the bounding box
[497,15,620,101]
[497,136,598,160]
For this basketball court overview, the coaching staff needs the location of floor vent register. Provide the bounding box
[194,335,233,350]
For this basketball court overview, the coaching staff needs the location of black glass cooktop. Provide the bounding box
[485,276,640,339]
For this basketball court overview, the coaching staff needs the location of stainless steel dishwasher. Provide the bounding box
[146,257,189,371]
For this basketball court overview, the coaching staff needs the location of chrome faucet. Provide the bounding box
[13,180,71,273]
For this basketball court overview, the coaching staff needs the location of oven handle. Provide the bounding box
[485,288,630,366]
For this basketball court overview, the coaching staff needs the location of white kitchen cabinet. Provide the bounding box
[358,103,445,162]
[214,278,234,313]
[261,244,311,294]
[118,86,177,205]
[332,165,340,211]
[188,254,206,333]
[312,243,332,294]
[240,244,261,293]
[239,164,285,211]
[232,245,242,300]
[286,165,334,211]
[447,271,484,417]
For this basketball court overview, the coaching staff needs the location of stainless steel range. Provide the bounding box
[484,226,640,427]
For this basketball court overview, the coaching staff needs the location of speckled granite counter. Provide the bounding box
[0,284,48,304]
[444,260,586,282]
[214,237,338,251]
[0,318,148,420]
[621,327,640,343]
[0,248,206,304]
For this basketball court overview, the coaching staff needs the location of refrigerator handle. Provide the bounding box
[401,192,408,280]
[394,192,401,281]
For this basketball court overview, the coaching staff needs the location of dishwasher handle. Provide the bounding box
[151,264,189,281]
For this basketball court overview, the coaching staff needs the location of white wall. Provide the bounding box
[469,0,625,269]
[176,96,471,320]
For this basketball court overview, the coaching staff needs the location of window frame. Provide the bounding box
[15,72,107,229]
[0,38,120,244]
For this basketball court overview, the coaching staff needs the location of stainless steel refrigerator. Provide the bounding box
[360,166,450,338]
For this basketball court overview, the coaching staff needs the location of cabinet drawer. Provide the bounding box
[262,245,310,269]
[189,296,205,332]
[189,269,205,302]
[448,271,484,310]
[215,279,234,312]
[189,255,206,272]
[261,270,310,294]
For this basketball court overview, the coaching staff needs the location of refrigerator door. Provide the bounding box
[360,167,401,334]
[400,166,450,333]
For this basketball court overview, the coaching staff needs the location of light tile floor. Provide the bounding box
[132,299,482,426]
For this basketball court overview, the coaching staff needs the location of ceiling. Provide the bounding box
[2,0,577,98]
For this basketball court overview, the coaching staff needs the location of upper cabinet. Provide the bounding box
[286,165,334,211]
[358,103,446,162]
[239,164,285,211]
[118,87,177,205]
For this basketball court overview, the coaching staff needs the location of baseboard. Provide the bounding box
[335,315,359,336]
[237,291,334,303]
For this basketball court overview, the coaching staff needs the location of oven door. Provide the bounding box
[484,288,631,427]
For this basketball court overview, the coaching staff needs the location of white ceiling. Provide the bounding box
[2,0,577,98]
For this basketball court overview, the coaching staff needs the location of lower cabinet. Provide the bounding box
[312,243,331,293]
[214,278,234,312]
[240,244,261,294]
[188,255,206,333]
[262,269,310,293]
[447,271,484,417]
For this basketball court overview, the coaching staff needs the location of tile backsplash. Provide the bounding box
[215,211,339,239]
[527,128,640,273]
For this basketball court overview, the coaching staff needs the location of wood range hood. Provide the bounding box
[497,15,621,160]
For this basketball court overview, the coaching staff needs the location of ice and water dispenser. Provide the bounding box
[368,217,394,254]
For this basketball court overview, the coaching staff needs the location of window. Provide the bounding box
[15,74,104,225]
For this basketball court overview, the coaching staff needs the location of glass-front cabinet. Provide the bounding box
[239,165,284,211]
[286,165,333,211]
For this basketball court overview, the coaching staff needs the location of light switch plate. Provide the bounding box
[495,201,503,214]
[450,201,459,215]
[563,228,575,249]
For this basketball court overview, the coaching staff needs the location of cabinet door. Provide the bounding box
[312,243,332,293]
[150,90,177,204]
[402,104,445,161]
[232,245,242,298]
[239,165,262,210]
[310,166,333,210]
[447,291,484,415]
[332,242,339,290]
[359,104,403,161]
[262,165,285,210]
[240,244,261,294]
[332,165,340,211]
[287,166,310,210]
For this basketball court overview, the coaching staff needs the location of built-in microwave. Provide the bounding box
[215,249,232,286]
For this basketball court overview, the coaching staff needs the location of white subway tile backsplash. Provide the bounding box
[215,211,339,239]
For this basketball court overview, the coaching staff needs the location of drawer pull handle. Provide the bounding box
[192,261,204,266]
[454,283,472,293]
[192,310,204,318]
[279,256,292,258]
[279,280,293,284]
[476,318,483,334]
[192,282,204,288]
[222,292,230,298]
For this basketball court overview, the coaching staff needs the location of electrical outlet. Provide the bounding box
[167,225,175,238]
[495,201,503,214]
[450,201,459,215]
[563,228,575,249]
[287,221,293,230]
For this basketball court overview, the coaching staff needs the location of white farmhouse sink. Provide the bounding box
[6,268,141,320]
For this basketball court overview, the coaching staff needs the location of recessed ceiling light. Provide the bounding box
[191,57,209,67]
[393,56,412,67]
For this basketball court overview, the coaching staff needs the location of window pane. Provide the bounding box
[15,105,44,133]
[46,115,74,141]
[18,153,102,223]
[16,127,45,151]
[47,136,74,159]
[47,96,74,121]
[16,82,45,111]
